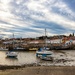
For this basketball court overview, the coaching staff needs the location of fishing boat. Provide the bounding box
[36,29,53,60]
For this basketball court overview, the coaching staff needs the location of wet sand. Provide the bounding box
[0,66,75,75]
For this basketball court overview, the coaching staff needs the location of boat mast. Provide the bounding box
[45,28,46,38]
[13,33,14,49]
[45,28,47,47]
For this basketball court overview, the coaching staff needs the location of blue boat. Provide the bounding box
[36,29,53,60]
[36,47,53,58]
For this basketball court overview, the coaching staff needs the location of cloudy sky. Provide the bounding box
[0,0,75,38]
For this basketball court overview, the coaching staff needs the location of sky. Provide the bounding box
[0,0,75,38]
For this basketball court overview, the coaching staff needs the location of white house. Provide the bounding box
[46,39,62,44]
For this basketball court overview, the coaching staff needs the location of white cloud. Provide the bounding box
[53,1,75,18]
[0,24,14,28]
[27,0,75,30]
[1,0,11,4]
[0,0,75,38]
[16,0,23,4]
[44,11,75,30]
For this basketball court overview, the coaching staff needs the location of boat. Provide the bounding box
[0,47,8,51]
[36,47,53,57]
[6,51,17,57]
[36,29,53,60]
[6,33,18,57]
[13,47,25,51]
[39,54,54,61]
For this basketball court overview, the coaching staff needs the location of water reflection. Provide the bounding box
[5,57,18,60]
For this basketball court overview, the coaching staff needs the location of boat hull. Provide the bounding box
[0,48,8,51]
[36,51,53,57]
[6,52,18,58]
[7,55,17,58]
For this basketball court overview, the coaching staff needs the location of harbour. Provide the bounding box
[0,51,36,66]
[0,50,75,67]
[0,0,75,74]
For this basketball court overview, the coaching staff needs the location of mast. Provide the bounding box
[20,37,22,47]
[45,28,46,37]
[13,33,14,48]
[45,28,47,47]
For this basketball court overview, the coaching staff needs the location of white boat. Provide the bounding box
[6,51,18,57]
[6,33,18,57]
[36,48,53,57]
[13,47,25,50]
[0,47,8,51]
[40,55,54,60]
[36,29,53,60]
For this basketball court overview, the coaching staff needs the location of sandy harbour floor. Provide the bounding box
[0,50,75,75]
[0,66,75,75]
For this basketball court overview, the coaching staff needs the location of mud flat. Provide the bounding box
[0,50,75,75]
[0,63,38,70]
[0,50,75,70]
[0,66,75,75]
